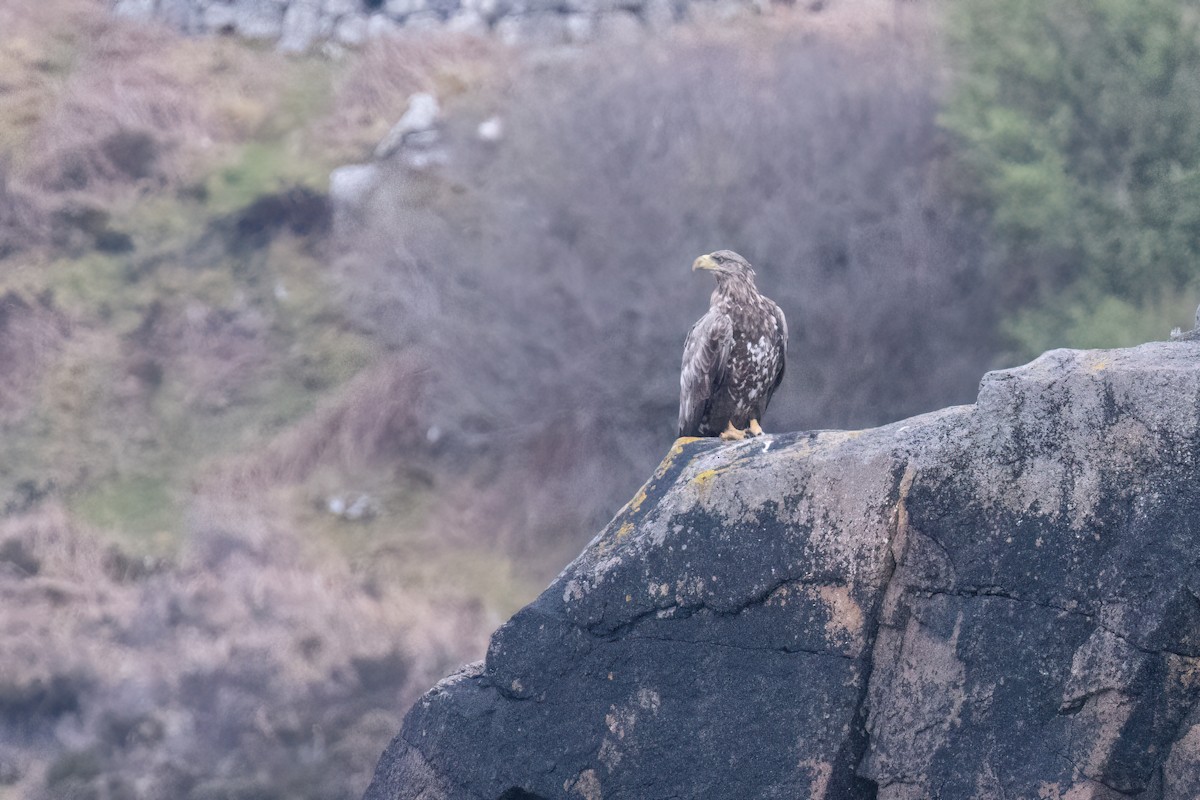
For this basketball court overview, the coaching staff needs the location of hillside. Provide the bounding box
[0,4,526,797]
[8,1,1197,798]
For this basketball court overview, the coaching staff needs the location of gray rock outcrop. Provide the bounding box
[365,341,1200,799]
[374,93,441,160]
[110,0,771,49]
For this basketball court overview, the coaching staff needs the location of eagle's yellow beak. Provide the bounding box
[692,254,719,272]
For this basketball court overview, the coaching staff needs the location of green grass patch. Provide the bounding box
[71,474,181,554]
[260,58,336,141]
[205,141,321,215]
[430,548,540,620]
[1004,289,1200,356]
[201,59,338,216]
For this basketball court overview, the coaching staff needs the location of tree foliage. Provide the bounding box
[943,0,1200,351]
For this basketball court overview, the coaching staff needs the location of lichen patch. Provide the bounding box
[816,585,863,640]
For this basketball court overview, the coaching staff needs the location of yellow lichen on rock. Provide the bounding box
[692,467,729,487]
[628,485,649,514]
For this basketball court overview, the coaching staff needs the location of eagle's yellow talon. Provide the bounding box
[748,419,764,437]
[720,421,746,441]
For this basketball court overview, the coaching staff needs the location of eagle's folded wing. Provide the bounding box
[769,302,788,393]
[678,308,733,437]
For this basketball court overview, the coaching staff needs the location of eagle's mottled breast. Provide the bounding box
[711,290,785,426]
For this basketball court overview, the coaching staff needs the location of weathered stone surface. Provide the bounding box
[112,0,158,18]
[374,93,441,161]
[562,0,621,15]
[365,341,1200,799]
[156,0,207,32]
[322,0,359,15]
[639,0,676,29]
[108,0,787,48]
[203,0,287,39]
[334,13,368,45]
[385,0,428,18]
[445,9,488,33]
[593,9,642,41]
[367,13,403,37]
[329,163,381,223]
[495,12,572,46]
[475,115,504,142]
[563,13,594,42]
[278,0,322,52]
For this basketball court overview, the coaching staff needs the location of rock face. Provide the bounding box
[365,342,1200,800]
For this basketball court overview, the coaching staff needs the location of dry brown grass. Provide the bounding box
[0,9,535,800]
[0,0,98,150]
[0,291,70,425]
[22,17,295,197]
[127,297,274,414]
[0,165,48,257]
[202,354,428,498]
[0,502,492,800]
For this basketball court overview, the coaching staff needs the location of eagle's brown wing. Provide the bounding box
[678,307,734,437]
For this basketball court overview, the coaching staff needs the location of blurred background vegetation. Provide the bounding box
[0,0,1196,798]
[944,0,1200,352]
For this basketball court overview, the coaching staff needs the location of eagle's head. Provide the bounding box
[692,250,756,284]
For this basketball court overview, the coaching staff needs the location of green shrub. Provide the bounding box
[944,0,1200,352]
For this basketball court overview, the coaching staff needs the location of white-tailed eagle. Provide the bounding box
[678,250,787,441]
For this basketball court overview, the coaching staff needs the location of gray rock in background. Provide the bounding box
[322,0,359,15]
[563,0,621,15]
[203,0,288,38]
[403,12,445,30]
[475,115,504,142]
[279,0,323,51]
[461,0,502,22]
[640,0,677,29]
[384,0,427,17]
[334,13,368,45]
[374,93,441,160]
[329,163,381,222]
[367,13,402,36]
[563,13,595,42]
[424,0,464,20]
[107,0,787,48]
[595,8,642,40]
[495,12,572,46]
[113,0,158,18]
[445,10,488,34]
[364,341,1200,799]
[155,0,207,32]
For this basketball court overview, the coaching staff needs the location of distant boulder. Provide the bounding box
[375,93,442,161]
[329,163,381,223]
